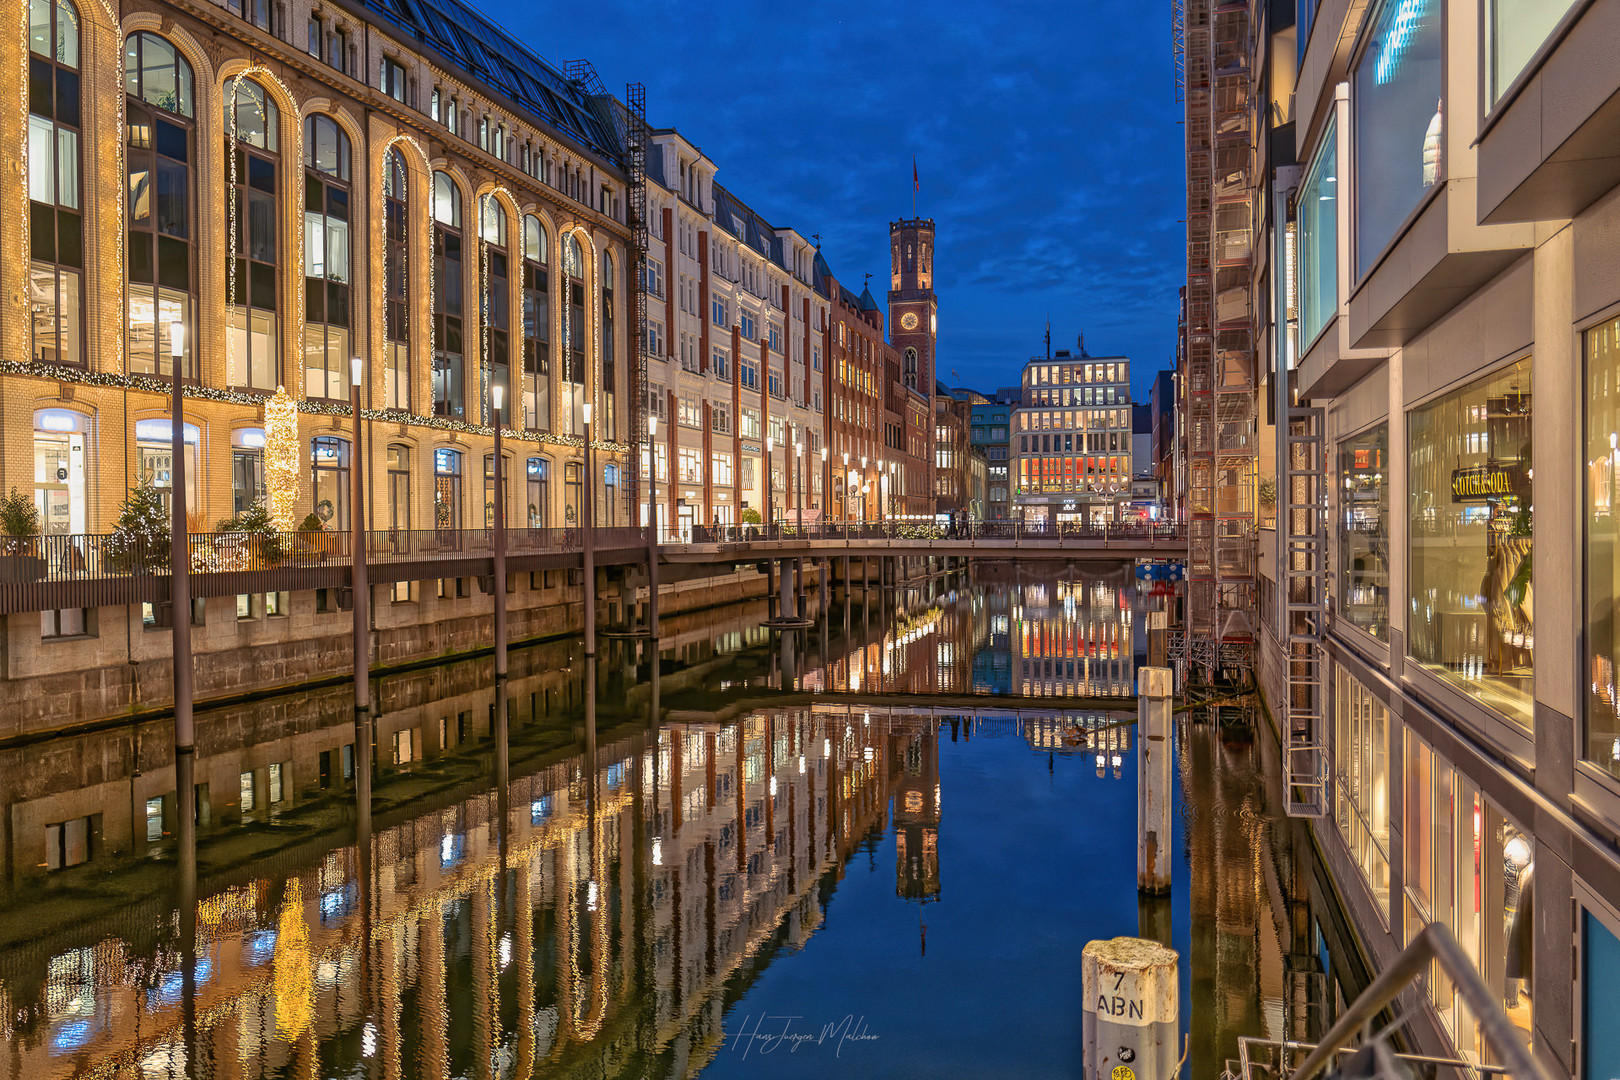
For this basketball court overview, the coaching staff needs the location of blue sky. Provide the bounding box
[494,0,1182,403]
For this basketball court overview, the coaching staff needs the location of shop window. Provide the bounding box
[34,408,87,536]
[310,435,349,527]
[134,417,199,515]
[1489,0,1578,105]
[1353,0,1443,279]
[231,427,265,514]
[1298,117,1337,347]
[1333,667,1390,918]
[1403,729,1533,1063]
[1407,358,1532,727]
[434,447,462,531]
[1338,424,1388,637]
[526,457,550,528]
[1585,316,1620,776]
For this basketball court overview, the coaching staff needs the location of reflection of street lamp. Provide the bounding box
[168,319,196,818]
[795,436,804,534]
[491,382,506,678]
[841,451,850,532]
[861,456,869,524]
[821,445,829,535]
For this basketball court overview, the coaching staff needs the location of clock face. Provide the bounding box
[900,311,920,331]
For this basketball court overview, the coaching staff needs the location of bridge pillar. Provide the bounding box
[780,558,794,621]
[767,559,778,621]
[796,557,806,619]
[820,557,830,619]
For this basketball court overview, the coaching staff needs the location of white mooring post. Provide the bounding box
[1082,936,1179,1080]
[1137,666,1173,895]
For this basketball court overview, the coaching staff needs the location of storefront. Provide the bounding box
[33,409,87,535]
[1403,728,1533,1066]
[231,428,265,515]
[1407,358,1533,726]
[1338,424,1388,638]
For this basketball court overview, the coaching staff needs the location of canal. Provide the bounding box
[0,564,1355,1079]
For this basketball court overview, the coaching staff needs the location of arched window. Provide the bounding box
[433,447,462,531]
[382,149,409,410]
[225,77,280,390]
[124,32,195,377]
[601,252,616,439]
[303,114,351,399]
[386,444,411,530]
[30,0,83,367]
[526,456,549,528]
[310,435,349,526]
[904,346,918,389]
[563,232,585,430]
[479,195,510,425]
[482,452,511,528]
[521,215,550,432]
[432,172,464,419]
[563,460,581,526]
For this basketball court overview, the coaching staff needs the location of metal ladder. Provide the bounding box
[1283,407,1327,817]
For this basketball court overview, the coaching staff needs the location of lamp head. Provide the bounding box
[582,402,593,426]
[766,436,774,453]
[821,446,828,463]
[861,456,868,469]
[492,383,503,412]
[648,414,658,437]
[168,321,185,359]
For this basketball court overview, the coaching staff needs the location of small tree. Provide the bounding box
[299,512,325,533]
[104,480,171,572]
[740,507,762,525]
[217,503,285,565]
[0,487,41,556]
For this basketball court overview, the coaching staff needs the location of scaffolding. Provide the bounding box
[1283,408,1329,817]
[1179,0,1256,682]
[564,63,650,523]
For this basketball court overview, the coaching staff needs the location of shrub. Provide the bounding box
[216,503,285,565]
[299,512,325,533]
[0,488,40,556]
[740,507,762,525]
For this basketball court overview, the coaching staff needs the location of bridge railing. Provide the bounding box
[0,521,1184,586]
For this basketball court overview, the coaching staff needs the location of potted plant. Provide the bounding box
[216,503,285,567]
[299,511,338,559]
[0,487,44,582]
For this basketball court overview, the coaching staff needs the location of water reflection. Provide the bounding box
[0,568,1350,1079]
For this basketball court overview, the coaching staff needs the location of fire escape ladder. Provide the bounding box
[1283,406,1327,817]
[624,82,650,519]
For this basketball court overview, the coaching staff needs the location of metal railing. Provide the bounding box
[1243,923,1550,1080]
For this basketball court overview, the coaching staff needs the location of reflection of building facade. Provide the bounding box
[889,722,941,902]
[1011,571,1135,697]
[1024,715,1131,778]
[1011,347,1135,525]
[970,395,1014,520]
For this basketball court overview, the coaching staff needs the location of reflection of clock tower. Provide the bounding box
[888,218,937,394]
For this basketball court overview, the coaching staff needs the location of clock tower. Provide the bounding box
[888,218,937,395]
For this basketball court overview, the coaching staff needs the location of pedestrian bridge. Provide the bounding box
[0,522,1186,615]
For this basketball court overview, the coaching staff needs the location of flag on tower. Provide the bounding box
[913,155,918,190]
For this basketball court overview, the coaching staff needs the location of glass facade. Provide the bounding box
[1408,358,1533,727]
[1298,116,1336,347]
[1338,424,1388,637]
[1403,729,1533,1065]
[1489,0,1578,105]
[1352,0,1443,278]
[1586,317,1620,775]
[1333,668,1390,918]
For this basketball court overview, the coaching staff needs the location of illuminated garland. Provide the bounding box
[263,386,299,530]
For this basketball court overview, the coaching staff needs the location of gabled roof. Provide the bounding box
[355,0,620,160]
[711,184,786,271]
[858,286,879,313]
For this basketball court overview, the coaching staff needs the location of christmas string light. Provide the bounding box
[263,384,299,530]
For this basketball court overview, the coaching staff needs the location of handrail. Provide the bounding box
[1290,923,1549,1080]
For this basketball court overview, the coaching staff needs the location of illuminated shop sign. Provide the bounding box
[1450,465,1518,502]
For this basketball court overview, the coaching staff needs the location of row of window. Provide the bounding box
[28,17,619,435]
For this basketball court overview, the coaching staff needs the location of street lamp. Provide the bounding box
[168,319,196,872]
[645,413,659,641]
[820,445,828,536]
[765,433,774,534]
[491,381,507,678]
[795,436,804,534]
[582,401,595,658]
[351,355,373,704]
[841,451,850,533]
[861,456,869,525]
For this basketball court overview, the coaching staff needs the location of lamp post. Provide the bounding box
[491,383,507,679]
[795,436,804,535]
[645,414,659,641]
[820,445,828,536]
[860,455,868,527]
[168,320,195,872]
[765,434,775,536]
[582,402,596,659]
[841,451,849,534]
[351,356,371,705]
